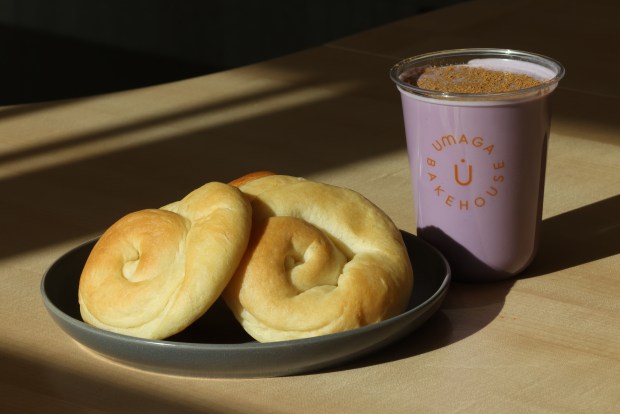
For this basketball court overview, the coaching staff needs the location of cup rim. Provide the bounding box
[389,48,565,102]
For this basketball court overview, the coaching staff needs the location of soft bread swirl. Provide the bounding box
[224,174,414,342]
[78,182,252,340]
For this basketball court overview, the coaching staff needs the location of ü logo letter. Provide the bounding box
[454,159,473,186]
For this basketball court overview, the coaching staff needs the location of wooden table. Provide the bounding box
[2,0,618,412]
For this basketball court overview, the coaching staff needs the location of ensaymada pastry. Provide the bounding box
[78,182,252,340]
[225,173,414,342]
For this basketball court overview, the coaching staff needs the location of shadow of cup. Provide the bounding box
[338,195,619,371]
[523,195,620,277]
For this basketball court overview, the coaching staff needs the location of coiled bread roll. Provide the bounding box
[78,182,252,340]
[224,174,414,342]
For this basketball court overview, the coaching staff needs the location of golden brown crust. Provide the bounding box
[223,175,414,342]
[228,171,276,188]
[78,182,252,340]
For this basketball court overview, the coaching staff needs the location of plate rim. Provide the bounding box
[40,231,451,374]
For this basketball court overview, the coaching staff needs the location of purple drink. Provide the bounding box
[390,49,564,281]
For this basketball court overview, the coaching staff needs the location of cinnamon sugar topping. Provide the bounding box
[410,65,543,94]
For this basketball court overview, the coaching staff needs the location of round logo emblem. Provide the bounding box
[423,134,505,211]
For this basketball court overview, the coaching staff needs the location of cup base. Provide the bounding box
[418,226,529,283]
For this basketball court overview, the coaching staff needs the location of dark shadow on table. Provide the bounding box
[0,349,225,414]
[327,195,620,373]
[521,195,620,277]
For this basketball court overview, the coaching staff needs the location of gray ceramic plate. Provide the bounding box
[41,231,450,378]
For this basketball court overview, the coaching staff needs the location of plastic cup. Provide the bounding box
[390,48,564,281]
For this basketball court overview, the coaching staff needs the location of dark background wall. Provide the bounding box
[0,0,465,104]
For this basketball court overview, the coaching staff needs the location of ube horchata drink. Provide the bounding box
[390,49,564,282]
